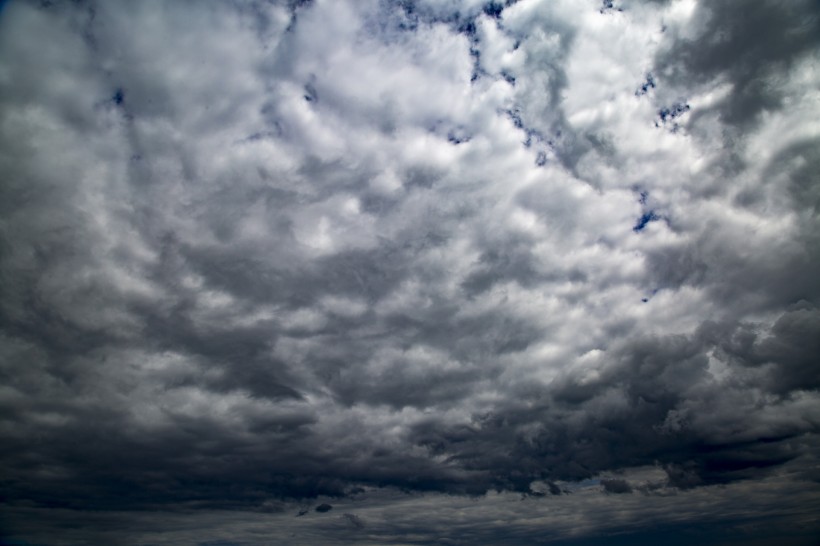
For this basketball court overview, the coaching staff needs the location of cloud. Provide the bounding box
[654,0,820,129]
[601,478,633,494]
[342,512,365,528]
[0,0,819,543]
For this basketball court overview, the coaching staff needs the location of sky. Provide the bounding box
[0,0,819,544]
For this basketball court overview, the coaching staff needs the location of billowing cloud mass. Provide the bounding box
[1,0,819,544]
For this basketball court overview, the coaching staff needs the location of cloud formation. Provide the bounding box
[1,0,818,543]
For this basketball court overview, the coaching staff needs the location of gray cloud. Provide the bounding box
[1,0,819,544]
[601,478,632,494]
[655,0,820,129]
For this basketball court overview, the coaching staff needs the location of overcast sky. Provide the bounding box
[1,0,819,544]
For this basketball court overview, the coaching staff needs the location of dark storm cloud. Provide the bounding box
[654,0,820,129]
[709,303,820,394]
[1,0,819,544]
[341,512,365,528]
[401,312,820,494]
[601,478,632,494]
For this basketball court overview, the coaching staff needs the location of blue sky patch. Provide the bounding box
[633,210,660,232]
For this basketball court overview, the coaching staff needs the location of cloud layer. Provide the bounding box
[1,0,819,543]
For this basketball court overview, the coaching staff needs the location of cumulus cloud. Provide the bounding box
[0,0,818,543]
